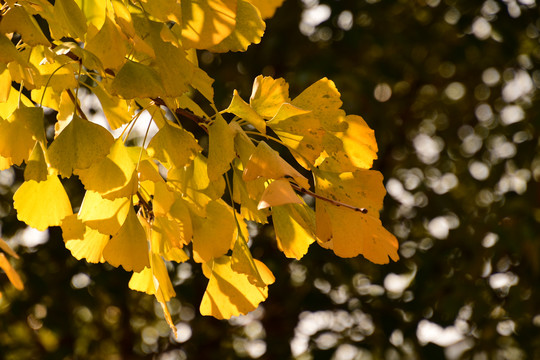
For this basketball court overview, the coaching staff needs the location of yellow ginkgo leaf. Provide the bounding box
[91,81,133,130]
[338,115,378,170]
[314,169,399,264]
[146,121,202,170]
[150,215,185,255]
[257,179,303,209]
[152,181,175,216]
[85,16,128,70]
[24,142,48,182]
[225,90,266,133]
[231,221,271,287]
[53,0,88,40]
[0,105,45,165]
[163,247,190,263]
[0,6,50,46]
[110,60,165,99]
[102,206,150,272]
[247,0,285,19]
[48,115,114,177]
[0,81,33,116]
[78,191,130,235]
[200,255,273,319]
[272,203,316,260]
[269,103,311,124]
[0,67,12,103]
[0,237,19,259]
[129,252,176,301]
[62,214,109,263]
[191,200,235,263]
[75,138,136,195]
[230,120,256,166]
[75,0,106,28]
[209,0,265,53]
[232,166,268,223]
[249,76,290,119]
[207,114,235,181]
[139,0,183,23]
[0,33,25,64]
[13,174,73,231]
[0,155,12,171]
[168,197,193,245]
[0,253,24,290]
[180,0,237,49]
[243,141,310,189]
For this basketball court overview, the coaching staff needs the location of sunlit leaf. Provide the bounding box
[74,0,106,28]
[257,179,303,209]
[146,121,202,169]
[180,0,237,49]
[78,191,130,235]
[247,0,285,19]
[0,33,25,64]
[0,6,50,46]
[0,238,19,259]
[53,0,88,40]
[0,253,24,290]
[91,81,134,130]
[207,114,235,181]
[62,214,108,263]
[0,67,12,103]
[225,89,266,133]
[85,16,128,70]
[102,206,150,272]
[243,141,310,189]
[200,255,273,319]
[209,0,265,53]
[48,115,114,177]
[13,174,73,231]
[191,200,235,263]
[24,142,48,182]
[129,252,176,301]
[110,60,165,99]
[249,76,290,119]
[0,105,44,165]
[272,203,316,260]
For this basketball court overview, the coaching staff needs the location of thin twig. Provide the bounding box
[290,183,368,214]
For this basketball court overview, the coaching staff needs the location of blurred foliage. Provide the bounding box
[1,0,540,359]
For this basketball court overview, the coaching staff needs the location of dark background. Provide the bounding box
[1,0,540,359]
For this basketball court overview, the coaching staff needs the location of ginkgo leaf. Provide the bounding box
[200,255,273,319]
[24,142,48,182]
[146,121,202,170]
[13,174,73,231]
[163,246,190,263]
[180,0,237,49]
[48,115,114,177]
[168,197,193,246]
[0,6,50,46]
[78,191,130,235]
[0,253,24,290]
[272,203,316,260]
[102,206,150,272]
[314,169,399,263]
[225,89,266,133]
[0,67,12,103]
[247,0,285,19]
[0,237,19,259]
[53,0,88,40]
[91,81,133,130]
[152,181,175,216]
[129,252,176,301]
[0,107,42,165]
[62,214,109,263]
[85,16,128,70]
[74,0,106,28]
[230,120,256,166]
[139,0,183,23]
[0,79,33,116]
[269,103,311,123]
[258,179,303,209]
[75,138,136,195]
[232,166,268,223]
[249,76,290,119]
[209,0,265,53]
[231,222,269,287]
[337,115,378,170]
[150,215,185,255]
[243,141,310,189]
[0,155,12,171]
[207,114,235,181]
[0,33,25,64]
[110,60,165,99]
[191,200,235,263]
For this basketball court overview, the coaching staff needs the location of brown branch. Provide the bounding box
[290,183,368,214]
[151,97,209,133]
[66,89,89,121]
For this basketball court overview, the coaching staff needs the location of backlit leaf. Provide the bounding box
[85,16,127,70]
[192,200,235,263]
[180,0,237,49]
[207,114,235,181]
[110,60,165,99]
[272,203,316,260]
[248,0,285,19]
[24,142,48,182]
[243,141,310,189]
[209,0,265,53]
[225,89,266,133]
[200,255,273,319]
[146,121,202,170]
[249,76,290,119]
[78,191,130,235]
[257,179,303,209]
[0,253,24,290]
[48,115,114,177]
[0,6,50,46]
[62,214,108,263]
[13,174,73,231]
[102,206,150,272]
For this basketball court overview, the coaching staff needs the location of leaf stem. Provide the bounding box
[40,63,70,108]
[289,183,368,214]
